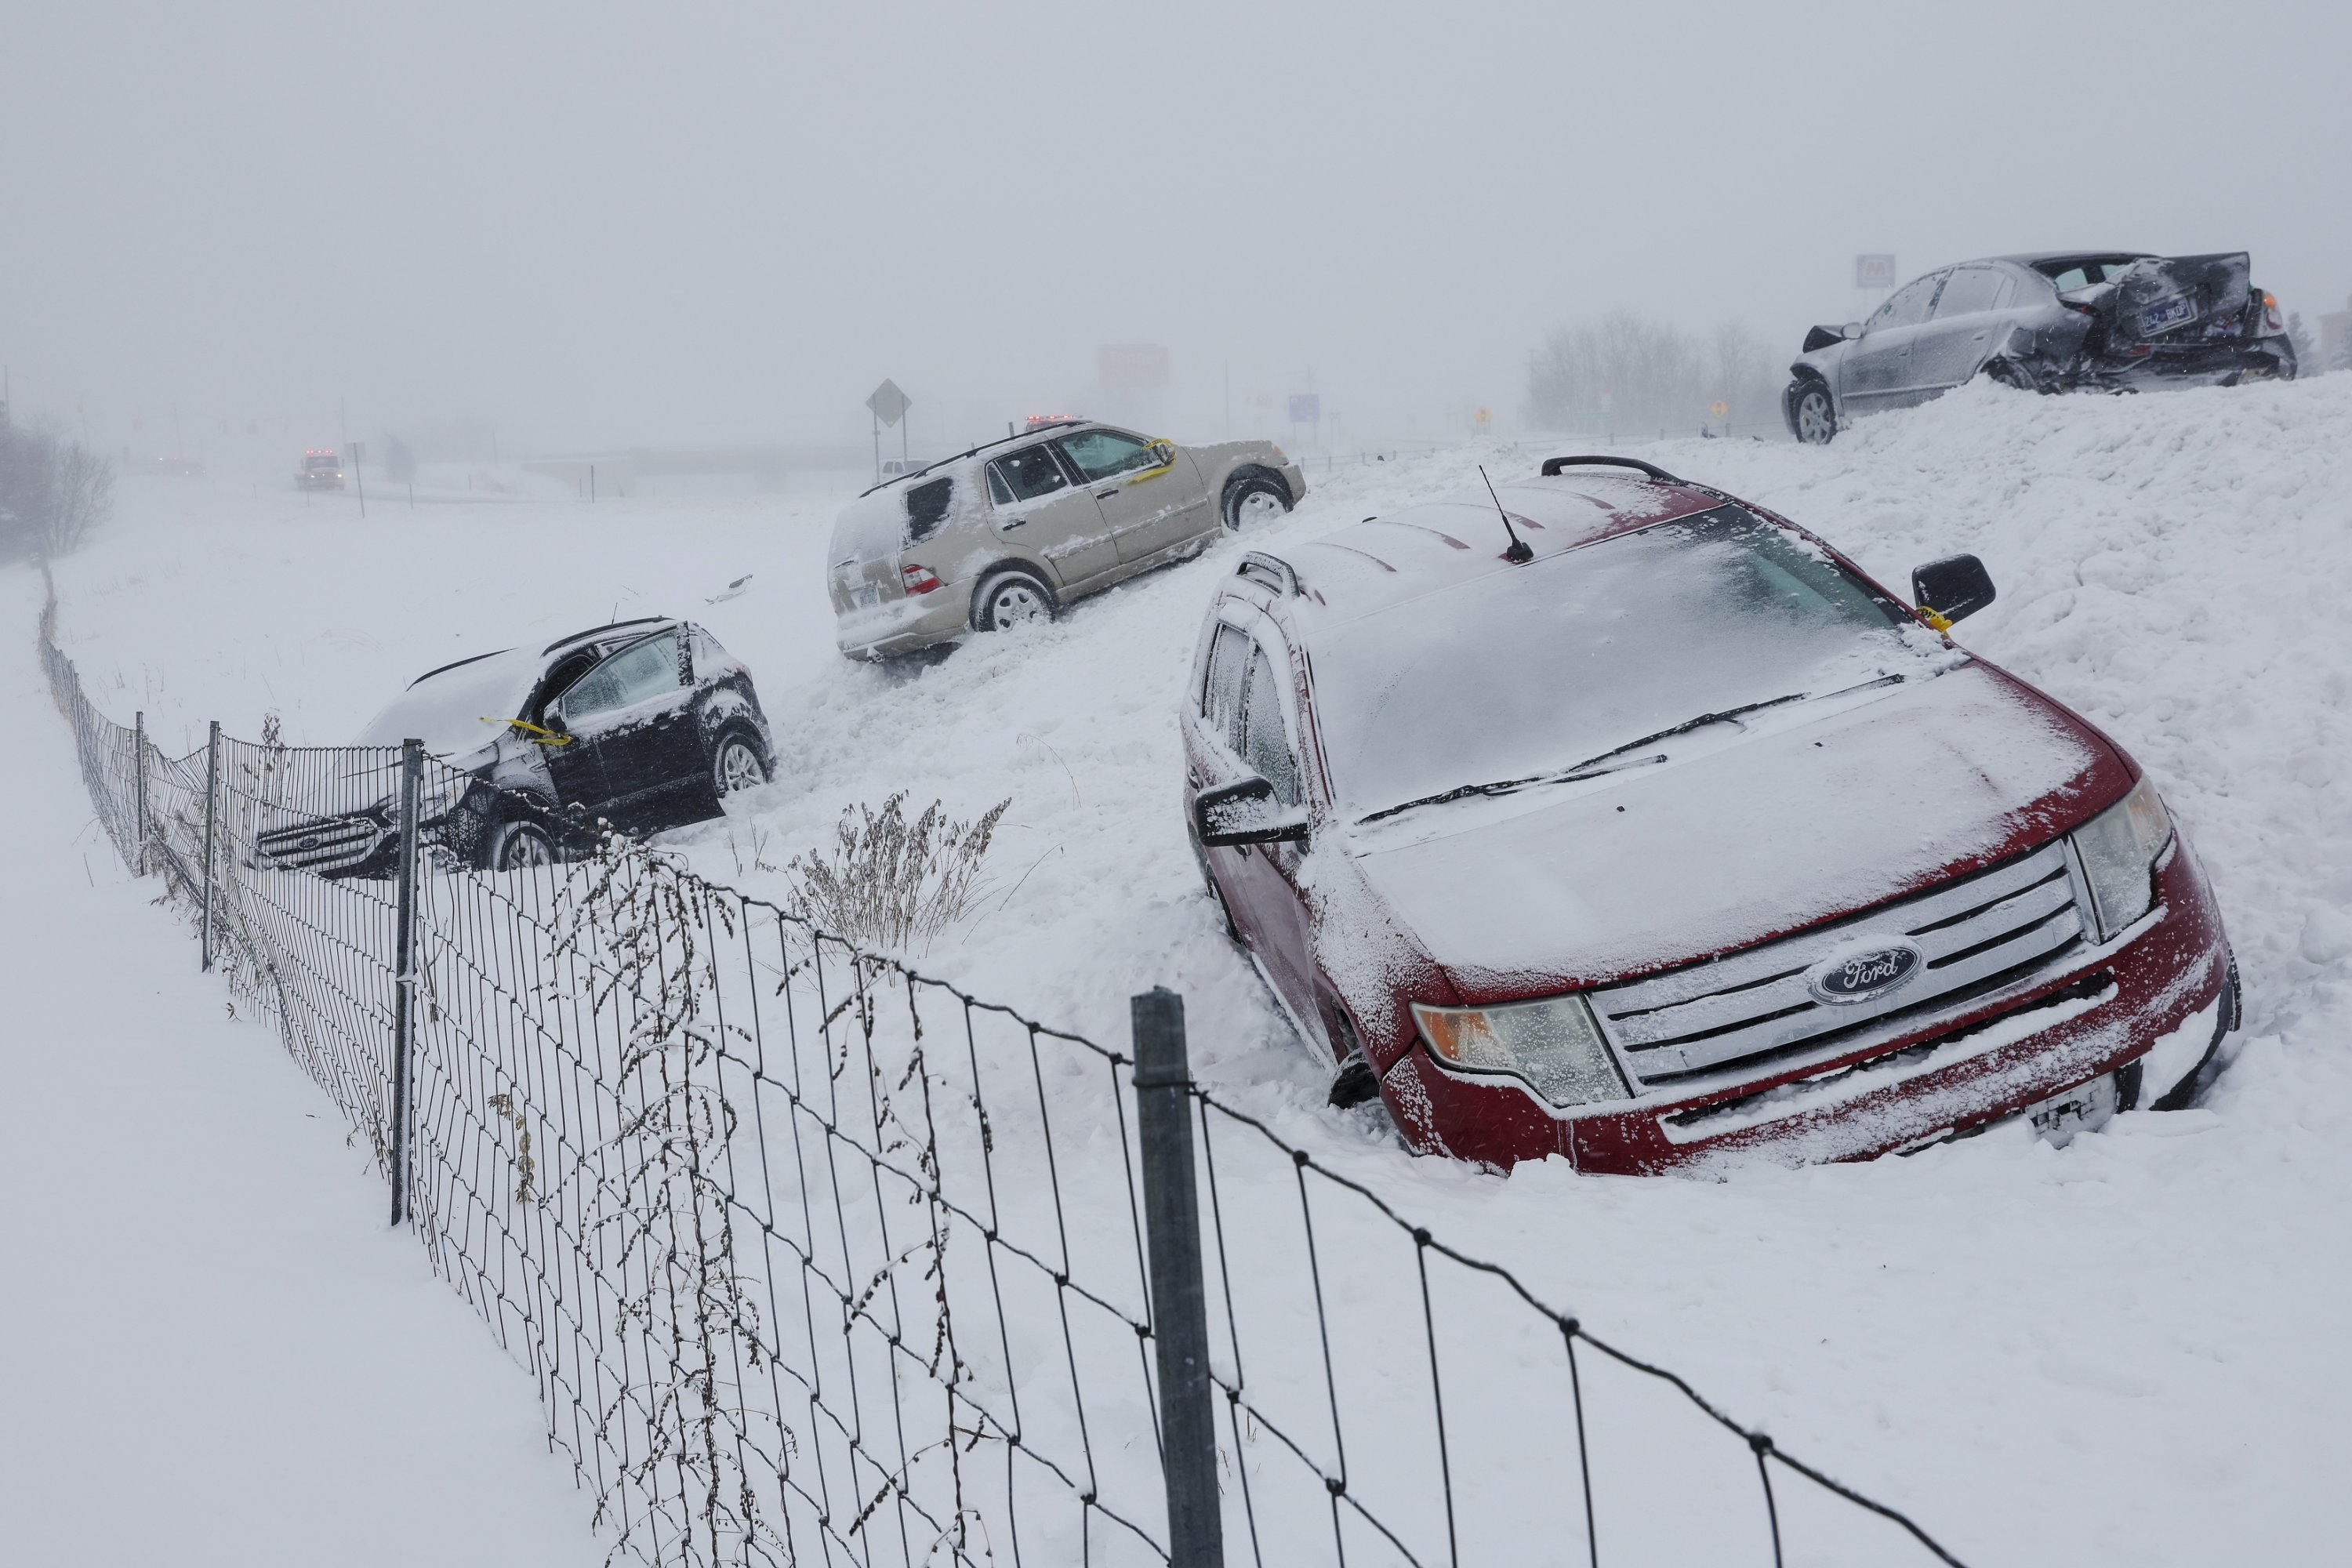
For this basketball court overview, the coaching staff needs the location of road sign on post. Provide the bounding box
[1855,254,1897,289]
[866,379,911,426]
[866,379,913,484]
[1287,393,1319,425]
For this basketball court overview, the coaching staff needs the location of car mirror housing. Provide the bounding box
[1911,553,1997,628]
[1196,775,1309,848]
[1151,440,1176,466]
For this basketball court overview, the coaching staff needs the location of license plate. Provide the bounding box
[856,585,880,609]
[2137,295,2196,337]
[2029,1073,2120,1148]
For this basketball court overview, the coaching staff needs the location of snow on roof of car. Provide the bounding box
[1259,473,1723,623]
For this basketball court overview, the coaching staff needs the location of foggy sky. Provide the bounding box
[5,0,2347,456]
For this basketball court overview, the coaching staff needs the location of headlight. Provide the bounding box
[1412,994,1629,1108]
[1271,445,1287,463]
[2072,775,2172,940]
[372,775,470,827]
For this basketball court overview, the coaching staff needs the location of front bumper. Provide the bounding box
[1378,831,2231,1174]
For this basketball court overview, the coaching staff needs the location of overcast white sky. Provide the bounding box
[4,0,2347,456]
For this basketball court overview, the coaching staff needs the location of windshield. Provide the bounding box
[354,648,543,758]
[1310,506,1947,822]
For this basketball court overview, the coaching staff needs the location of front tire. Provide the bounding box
[973,569,1055,632]
[712,731,768,798]
[485,816,557,872]
[1222,471,1292,532]
[1789,380,1836,445]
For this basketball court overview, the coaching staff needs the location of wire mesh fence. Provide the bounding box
[38,581,1972,1568]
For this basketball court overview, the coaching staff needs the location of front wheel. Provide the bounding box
[712,731,768,798]
[974,570,1055,632]
[1789,381,1836,445]
[485,816,557,871]
[1222,473,1292,532]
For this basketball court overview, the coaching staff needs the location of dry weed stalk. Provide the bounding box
[786,793,1009,955]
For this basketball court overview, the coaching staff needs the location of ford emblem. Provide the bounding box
[297,834,322,850]
[1806,939,1925,1005]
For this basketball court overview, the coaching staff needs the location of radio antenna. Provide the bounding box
[1480,465,1534,564]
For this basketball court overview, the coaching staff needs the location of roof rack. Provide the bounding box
[542,615,670,655]
[855,419,1092,499]
[1538,455,1685,482]
[1237,551,1301,597]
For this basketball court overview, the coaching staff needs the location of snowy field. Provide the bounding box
[32,376,2352,1563]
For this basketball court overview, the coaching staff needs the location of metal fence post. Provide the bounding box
[1131,988,1225,1568]
[133,710,149,876]
[200,720,220,970]
[389,738,423,1227]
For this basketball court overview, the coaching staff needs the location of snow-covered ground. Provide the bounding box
[0,570,594,1566]
[35,375,2352,1563]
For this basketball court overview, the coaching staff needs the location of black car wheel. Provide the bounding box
[1791,381,1836,445]
[713,731,768,797]
[1222,470,1292,532]
[487,816,557,871]
[975,570,1055,632]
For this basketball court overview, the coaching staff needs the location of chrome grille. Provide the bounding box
[255,814,386,873]
[1592,839,2086,1087]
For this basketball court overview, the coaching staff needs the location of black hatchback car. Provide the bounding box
[257,616,775,876]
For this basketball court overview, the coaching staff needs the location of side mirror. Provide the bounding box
[1196,775,1309,848]
[1150,440,1176,467]
[1911,554,1996,628]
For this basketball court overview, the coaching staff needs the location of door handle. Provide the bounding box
[1001,517,1027,530]
[1095,489,1118,500]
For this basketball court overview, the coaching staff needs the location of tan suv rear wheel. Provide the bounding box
[973,569,1056,632]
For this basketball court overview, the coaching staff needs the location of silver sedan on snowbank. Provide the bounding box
[828,420,1305,660]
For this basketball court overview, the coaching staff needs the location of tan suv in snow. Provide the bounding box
[827,420,1305,659]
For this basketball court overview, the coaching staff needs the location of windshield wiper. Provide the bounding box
[1357,688,1848,827]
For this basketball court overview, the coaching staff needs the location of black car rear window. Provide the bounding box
[906,477,952,543]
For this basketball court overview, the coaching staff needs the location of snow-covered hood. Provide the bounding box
[1344,663,2117,994]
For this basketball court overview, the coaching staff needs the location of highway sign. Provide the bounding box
[866,379,912,427]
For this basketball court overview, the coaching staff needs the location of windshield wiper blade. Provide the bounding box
[1356,691,1822,827]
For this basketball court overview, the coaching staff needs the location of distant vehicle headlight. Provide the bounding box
[1413,994,1629,1107]
[2072,775,2172,940]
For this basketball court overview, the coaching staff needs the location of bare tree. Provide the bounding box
[1526,311,1705,435]
[0,405,114,561]
[41,439,114,557]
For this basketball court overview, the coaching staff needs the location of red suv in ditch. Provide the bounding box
[1182,456,2236,1173]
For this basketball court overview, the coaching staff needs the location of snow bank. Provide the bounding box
[42,373,2352,1563]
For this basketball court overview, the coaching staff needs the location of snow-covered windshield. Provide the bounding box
[354,648,543,758]
[1310,506,1947,822]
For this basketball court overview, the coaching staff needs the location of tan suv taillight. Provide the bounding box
[902,564,942,595]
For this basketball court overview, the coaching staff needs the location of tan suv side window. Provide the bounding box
[1056,429,1159,482]
[988,445,1069,503]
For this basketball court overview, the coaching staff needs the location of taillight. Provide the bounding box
[2261,291,2284,334]
[2061,299,2097,317]
[901,564,942,594]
